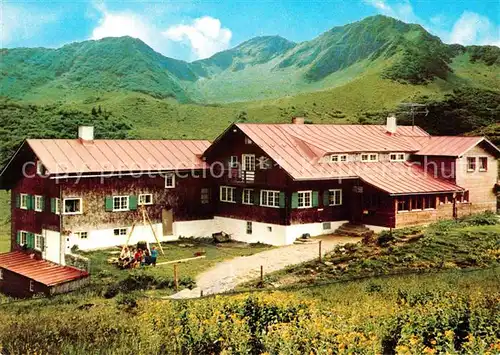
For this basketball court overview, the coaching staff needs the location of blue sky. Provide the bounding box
[1,0,499,61]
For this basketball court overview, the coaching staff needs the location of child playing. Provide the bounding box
[151,246,158,267]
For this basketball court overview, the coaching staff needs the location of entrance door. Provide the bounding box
[162,209,173,236]
[350,186,363,224]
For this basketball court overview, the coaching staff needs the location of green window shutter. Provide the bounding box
[26,195,32,210]
[105,197,113,212]
[312,191,319,207]
[27,233,35,249]
[50,198,55,213]
[30,195,36,210]
[254,190,260,205]
[291,192,299,209]
[323,191,330,207]
[234,188,242,204]
[129,196,138,211]
[279,192,286,208]
[16,194,20,208]
[40,236,45,252]
[16,231,21,245]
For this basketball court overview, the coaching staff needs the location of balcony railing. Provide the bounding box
[227,168,256,183]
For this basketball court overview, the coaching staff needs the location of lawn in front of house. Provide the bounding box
[78,239,273,294]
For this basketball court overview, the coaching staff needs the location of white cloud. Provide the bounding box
[363,0,419,23]
[449,11,500,46]
[1,4,58,46]
[91,6,156,47]
[163,16,232,59]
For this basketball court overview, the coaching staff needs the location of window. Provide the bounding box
[113,196,129,211]
[323,222,332,230]
[19,231,28,246]
[36,161,45,175]
[246,221,253,235]
[397,197,409,212]
[220,186,236,203]
[165,173,175,188]
[328,189,342,206]
[261,190,280,208]
[34,234,44,250]
[29,280,34,292]
[467,157,476,172]
[361,153,378,162]
[63,198,82,215]
[242,189,254,205]
[413,197,423,210]
[34,195,43,212]
[53,198,60,215]
[267,226,272,232]
[479,157,488,171]
[230,156,238,168]
[201,188,210,204]
[138,194,153,205]
[390,153,405,162]
[20,194,28,210]
[423,196,436,210]
[244,137,253,145]
[330,154,348,163]
[75,231,88,239]
[297,191,312,208]
[0,268,3,280]
[242,154,256,171]
[114,228,128,236]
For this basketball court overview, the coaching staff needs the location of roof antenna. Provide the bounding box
[398,103,429,131]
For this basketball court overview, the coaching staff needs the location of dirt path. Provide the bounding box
[170,236,360,299]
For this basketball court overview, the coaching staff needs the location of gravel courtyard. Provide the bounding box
[170,235,360,299]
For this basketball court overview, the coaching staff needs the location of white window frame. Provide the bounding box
[242,188,254,205]
[297,190,312,208]
[246,221,253,235]
[36,161,44,175]
[165,173,175,188]
[34,234,44,250]
[19,231,28,245]
[260,190,280,208]
[20,193,28,210]
[230,156,239,168]
[114,228,128,236]
[29,280,34,292]
[75,231,88,239]
[54,198,60,215]
[0,268,3,280]
[113,196,129,212]
[478,157,488,172]
[389,153,405,162]
[467,157,476,172]
[330,154,348,163]
[329,189,343,206]
[242,154,256,171]
[63,198,83,215]
[34,195,43,212]
[138,193,153,205]
[220,186,236,203]
[361,153,378,162]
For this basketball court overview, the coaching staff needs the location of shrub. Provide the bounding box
[116,293,138,311]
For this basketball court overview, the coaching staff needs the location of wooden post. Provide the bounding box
[174,264,179,291]
[200,290,204,297]
[260,265,264,283]
[319,240,322,262]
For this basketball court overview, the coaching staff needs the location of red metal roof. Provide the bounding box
[411,136,497,156]
[0,252,89,286]
[234,123,464,194]
[27,139,211,175]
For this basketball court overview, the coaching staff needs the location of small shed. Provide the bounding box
[0,251,90,298]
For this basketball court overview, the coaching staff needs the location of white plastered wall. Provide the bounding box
[173,219,217,239]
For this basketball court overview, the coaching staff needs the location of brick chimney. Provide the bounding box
[78,126,94,141]
[291,116,305,124]
[386,114,397,134]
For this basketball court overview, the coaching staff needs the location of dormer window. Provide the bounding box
[330,154,348,163]
[361,153,378,162]
[36,160,46,175]
[390,153,405,162]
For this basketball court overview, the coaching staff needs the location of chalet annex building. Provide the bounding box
[0,117,499,296]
